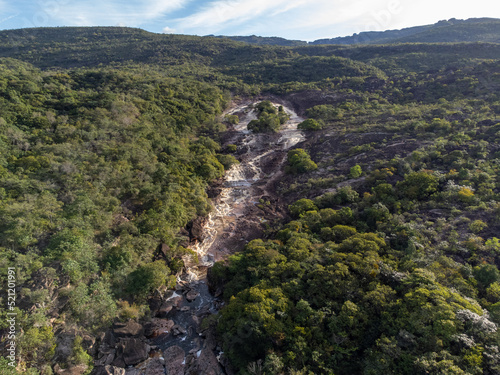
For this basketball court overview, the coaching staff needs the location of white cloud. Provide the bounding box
[174,0,310,32]
[50,0,188,27]
[162,26,176,33]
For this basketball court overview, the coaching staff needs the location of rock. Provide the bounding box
[92,365,126,375]
[113,338,149,366]
[95,350,116,366]
[185,289,199,302]
[171,324,187,336]
[163,346,185,375]
[54,364,89,375]
[148,294,163,314]
[135,358,165,375]
[53,332,75,364]
[186,348,224,375]
[103,330,117,347]
[112,321,144,338]
[145,318,175,338]
[207,266,224,297]
[156,301,174,317]
[187,217,207,242]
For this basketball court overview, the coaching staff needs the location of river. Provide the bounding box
[149,101,305,373]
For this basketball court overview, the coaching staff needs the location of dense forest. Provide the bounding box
[1,22,500,375]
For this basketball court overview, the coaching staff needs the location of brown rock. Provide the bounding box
[113,321,144,338]
[114,338,149,366]
[163,346,185,375]
[185,289,199,302]
[171,324,187,336]
[156,301,174,317]
[187,217,207,242]
[144,358,165,375]
[146,318,175,338]
[188,348,224,375]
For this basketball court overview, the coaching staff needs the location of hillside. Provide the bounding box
[1,26,500,375]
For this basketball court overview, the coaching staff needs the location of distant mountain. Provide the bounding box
[206,18,500,47]
[311,18,500,45]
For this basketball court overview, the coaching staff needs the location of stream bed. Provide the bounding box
[147,101,305,373]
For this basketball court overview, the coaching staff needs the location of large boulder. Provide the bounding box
[163,346,185,375]
[112,321,144,338]
[144,318,175,338]
[113,338,149,367]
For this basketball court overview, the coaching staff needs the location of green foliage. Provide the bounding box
[247,101,289,133]
[298,118,323,130]
[126,261,171,297]
[288,199,318,218]
[349,164,362,178]
[4,25,500,375]
[397,170,439,200]
[286,148,317,174]
[217,154,239,170]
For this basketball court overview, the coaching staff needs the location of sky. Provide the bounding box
[1,0,500,41]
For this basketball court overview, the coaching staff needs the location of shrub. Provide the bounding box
[350,165,362,178]
[298,119,323,130]
[286,149,317,174]
[397,170,439,200]
[289,199,318,218]
[469,220,487,234]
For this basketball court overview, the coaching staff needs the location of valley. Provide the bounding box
[1,24,500,375]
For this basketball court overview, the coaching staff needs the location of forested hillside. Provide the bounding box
[0,26,500,375]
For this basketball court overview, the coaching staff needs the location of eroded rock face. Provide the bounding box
[164,345,186,375]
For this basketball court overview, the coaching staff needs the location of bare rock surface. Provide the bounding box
[164,345,186,375]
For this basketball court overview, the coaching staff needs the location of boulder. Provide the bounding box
[163,346,185,375]
[137,358,165,375]
[187,217,207,242]
[171,324,187,336]
[112,321,144,338]
[156,301,174,317]
[114,338,149,366]
[185,289,199,302]
[145,318,175,338]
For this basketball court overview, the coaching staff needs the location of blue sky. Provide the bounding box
[1,0,500,41]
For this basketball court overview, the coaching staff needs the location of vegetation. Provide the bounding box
[247,100,289,133]
[1,23,500,374]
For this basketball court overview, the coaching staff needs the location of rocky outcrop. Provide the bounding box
[92,320,151,374]
[113,338,150,367]
[164,346,186,375]
[112,321,144,338]
[186,216,207,243]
